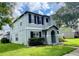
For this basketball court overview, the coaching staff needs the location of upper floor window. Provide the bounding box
[20,22,22,26]
[34,15,41,24]
[28,13,31,23]
[39,16,41,24]
[41,16,44,25]
[37,16,40,24]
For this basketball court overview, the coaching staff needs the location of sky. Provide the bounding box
[3,2,65,32]
[13,2,65,18]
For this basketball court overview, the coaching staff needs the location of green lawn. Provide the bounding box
[0,43,74,56]
[64,38,79,47]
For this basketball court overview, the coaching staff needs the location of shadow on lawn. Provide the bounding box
[0,43,26,53]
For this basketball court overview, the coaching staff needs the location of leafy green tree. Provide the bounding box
[0,2,15,29]
[52,2,79,29]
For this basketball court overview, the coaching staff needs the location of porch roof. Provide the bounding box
[42,25,59,31]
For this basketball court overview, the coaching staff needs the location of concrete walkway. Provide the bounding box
[64,47,79,56]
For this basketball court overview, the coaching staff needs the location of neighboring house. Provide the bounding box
[59,26,75,39]
[3,32,10,39]
[74,31,79,38]
[74,19,79,38]
[0,30,4,40]
[0,30,10,40]
[10,11,59,46]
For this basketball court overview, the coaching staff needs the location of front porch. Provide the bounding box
[42,25,59,45]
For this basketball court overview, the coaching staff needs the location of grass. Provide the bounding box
[0,43,26,53]
[0,43,74,56]
[64,38,79,47]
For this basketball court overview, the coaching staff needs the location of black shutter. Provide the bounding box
[30,31,33,38]
[28,13,31,23]
[39,32,41,37]
[46,18,48,22]
[34,15,36,24]
[37,16,40,24]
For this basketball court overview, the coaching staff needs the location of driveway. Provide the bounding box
[64,47,79,56]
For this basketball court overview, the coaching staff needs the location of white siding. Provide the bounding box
[10,12,58,45]
[10,14,28,45]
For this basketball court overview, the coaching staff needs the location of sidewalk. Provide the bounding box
[64,47,79,56]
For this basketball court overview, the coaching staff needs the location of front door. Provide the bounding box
[51,30,56,43]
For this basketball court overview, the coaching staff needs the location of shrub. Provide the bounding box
[1,38,11,43]
[28,38,45,46]
[59,37,66,42]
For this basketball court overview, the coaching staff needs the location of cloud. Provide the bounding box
[41,2,50,10]
[13,2,65,18]
[13,2,50,18]
[24,2,50,11]
[47,11,54,15]
[12,3,23,18]
[25,2,42,11]
[38,10,44,15]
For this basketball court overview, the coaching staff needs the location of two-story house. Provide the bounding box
[10,11,59,46]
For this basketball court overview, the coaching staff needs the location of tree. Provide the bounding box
[52,2,79,29]
[0,2,15,30]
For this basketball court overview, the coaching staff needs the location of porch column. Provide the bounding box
[55,32,59,44]
[46,31,52,45]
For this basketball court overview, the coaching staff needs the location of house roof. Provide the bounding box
[43,25,59,31]
[13,11,50,24]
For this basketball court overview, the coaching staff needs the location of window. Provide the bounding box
[20,22,22,26]
[28,13,31,23]
[41,16,44,25]
[46,18,49,22]
[16,37,18,41]
[57,31,59,34]
[39,16,41,24]
[37,16,41,24]
[15,34,18,41]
